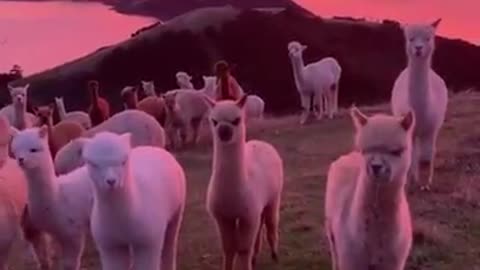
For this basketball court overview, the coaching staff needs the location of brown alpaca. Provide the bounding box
[120,86,138,109]
[87,80,110,126]
[33,105,85,158]
[121,85,167,126]
[214,60,243,101]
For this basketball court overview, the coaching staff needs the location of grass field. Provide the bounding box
[9,91,480,269]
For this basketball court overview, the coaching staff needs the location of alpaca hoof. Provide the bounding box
[271,251,279,263]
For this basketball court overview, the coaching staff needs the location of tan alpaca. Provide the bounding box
[204,95,283,270]
[325,107,414,270]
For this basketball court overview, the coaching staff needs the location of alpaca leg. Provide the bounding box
[264,200,280,262]
[328,89,335,119]
[407,137,420,187]
[325,221,338,270]
[251,216,264,268]
[215,217,237,270]
[418,134,437,191]
[314,93,324,120]
[0,245,9,270]
[179,125,187,149]
[236,216,261,270]
[190,117,202,146]
[98,245,130,270]
[132,244,162,270]
[161,209,184,270]
[299,94,310,125]
[21,207,53,270]
[60,234,85,270]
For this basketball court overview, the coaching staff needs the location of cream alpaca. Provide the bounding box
[288,41,341,124]
[204,95,283,270]
[325,107,414,270]
[10,126,93,270]
[176,71,194,89]
[0,84,37,130]
[141,80,157,97]
[54,97,92,129]
[82,132,186,270]
[390,19,447,190]
[54,110,165,175]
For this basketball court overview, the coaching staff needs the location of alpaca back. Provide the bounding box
[137,96,167,126]
[245,95,265,119]
[51,121,85,154]
[65,112,91,130]
[176,90,209,120]
[303,59,339,93]
[245,140,283,205]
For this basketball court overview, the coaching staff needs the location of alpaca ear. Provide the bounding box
[24,84,30,91]
[236,94,248,109]
[431,18,441,29]
[350,106,368,129]
[202,94,216,108]
[38,125,48,138]
[32,106,39,114]
[301,45,307,51]
[9,126,19,138]
[120,132,131,148]
[400,111,415,131]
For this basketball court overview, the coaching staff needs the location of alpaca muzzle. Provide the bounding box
[217,125,233,142]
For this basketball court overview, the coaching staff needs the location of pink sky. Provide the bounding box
[296,0,479,44]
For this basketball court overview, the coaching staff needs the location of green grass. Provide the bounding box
[9,91,480,269]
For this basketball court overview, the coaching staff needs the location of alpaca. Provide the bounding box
[0,84,38,130]
[33,105,85,158]
[325,107,414,270]
[244,95,265,120]
[204,95,284,270]
[390,19,447,191]
[82,132,186,270]
[141,80,157,97]
[120,86,138,110]
[200,76,218,98]
[287,41,342,124]
[10,125,94,270]
[54,97,92,129]
[163,89,209,147]
[54,109,166,175]
[0,115,47,270]
[87,80,110,126]
[162,92,187,150]
[176,71,194,89]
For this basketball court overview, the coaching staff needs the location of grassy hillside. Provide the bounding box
[8,91,480,269]
[10,6,480,116]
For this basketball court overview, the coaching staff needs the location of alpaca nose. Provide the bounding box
[370,164,382,176]
[217,125,233,142]
[106,179,116,187]
[17,157,24,165]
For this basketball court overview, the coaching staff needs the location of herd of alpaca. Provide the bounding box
[0,19,449,270]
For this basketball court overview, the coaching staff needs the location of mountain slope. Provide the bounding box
[11,6,480,114]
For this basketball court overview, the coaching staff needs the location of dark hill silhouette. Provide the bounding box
[8,6,480,115]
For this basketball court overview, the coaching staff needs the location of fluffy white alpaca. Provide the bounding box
[82,132,186,270]
[325,107,414,270]
[163,89,209,146]
[0,84,37,130]
[390,18,447,190]
[54,97,92,129]
[10,125,93,270]
[287,41,342,124]
[176,71,194,89]
[199,76,217,98]
[204,95,283,270]
[141,80,157,97]
[54,110,166,175]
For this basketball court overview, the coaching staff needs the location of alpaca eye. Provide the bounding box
[389,149,404,157]
[29,148,38,153]
[409,38,414,42]
[211,119,218,126]
[231,118,241,126]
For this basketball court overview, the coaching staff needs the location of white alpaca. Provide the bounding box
[325,107,414,270]
[54,97,92,130]
[176,71,194,89]
[390,18,447,190]
[287,41,341,124]
[203,95,283,270]
[0,84,37,130]
[141,80,157,97]
[10,125,93,270]
[199,76,217,98]
[82,132,186,270]
[54,109,166,175]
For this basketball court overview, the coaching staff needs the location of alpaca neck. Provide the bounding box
[407,56,431,113]
[24,157,60,212]
[94,169,138,217]
[351,170,406,227]
[212,138,247,190]
[90,90,100,107]
[57,101,67,120]
[290,55,306,91]
[13,103,27,129]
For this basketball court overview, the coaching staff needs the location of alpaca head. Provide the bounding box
[120,86,138,108]
[351,107,414,183]
[204,94,248,144]
[176,72,193,89]
[10,126,50,170]
[82,132,131,191]
[403,19,441,60]
[202,76,217,97]
[33,104,55,126]
[287,41,307,59]
[8,84,29,107]
[54,96,64,108]
[141,80,156,96]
